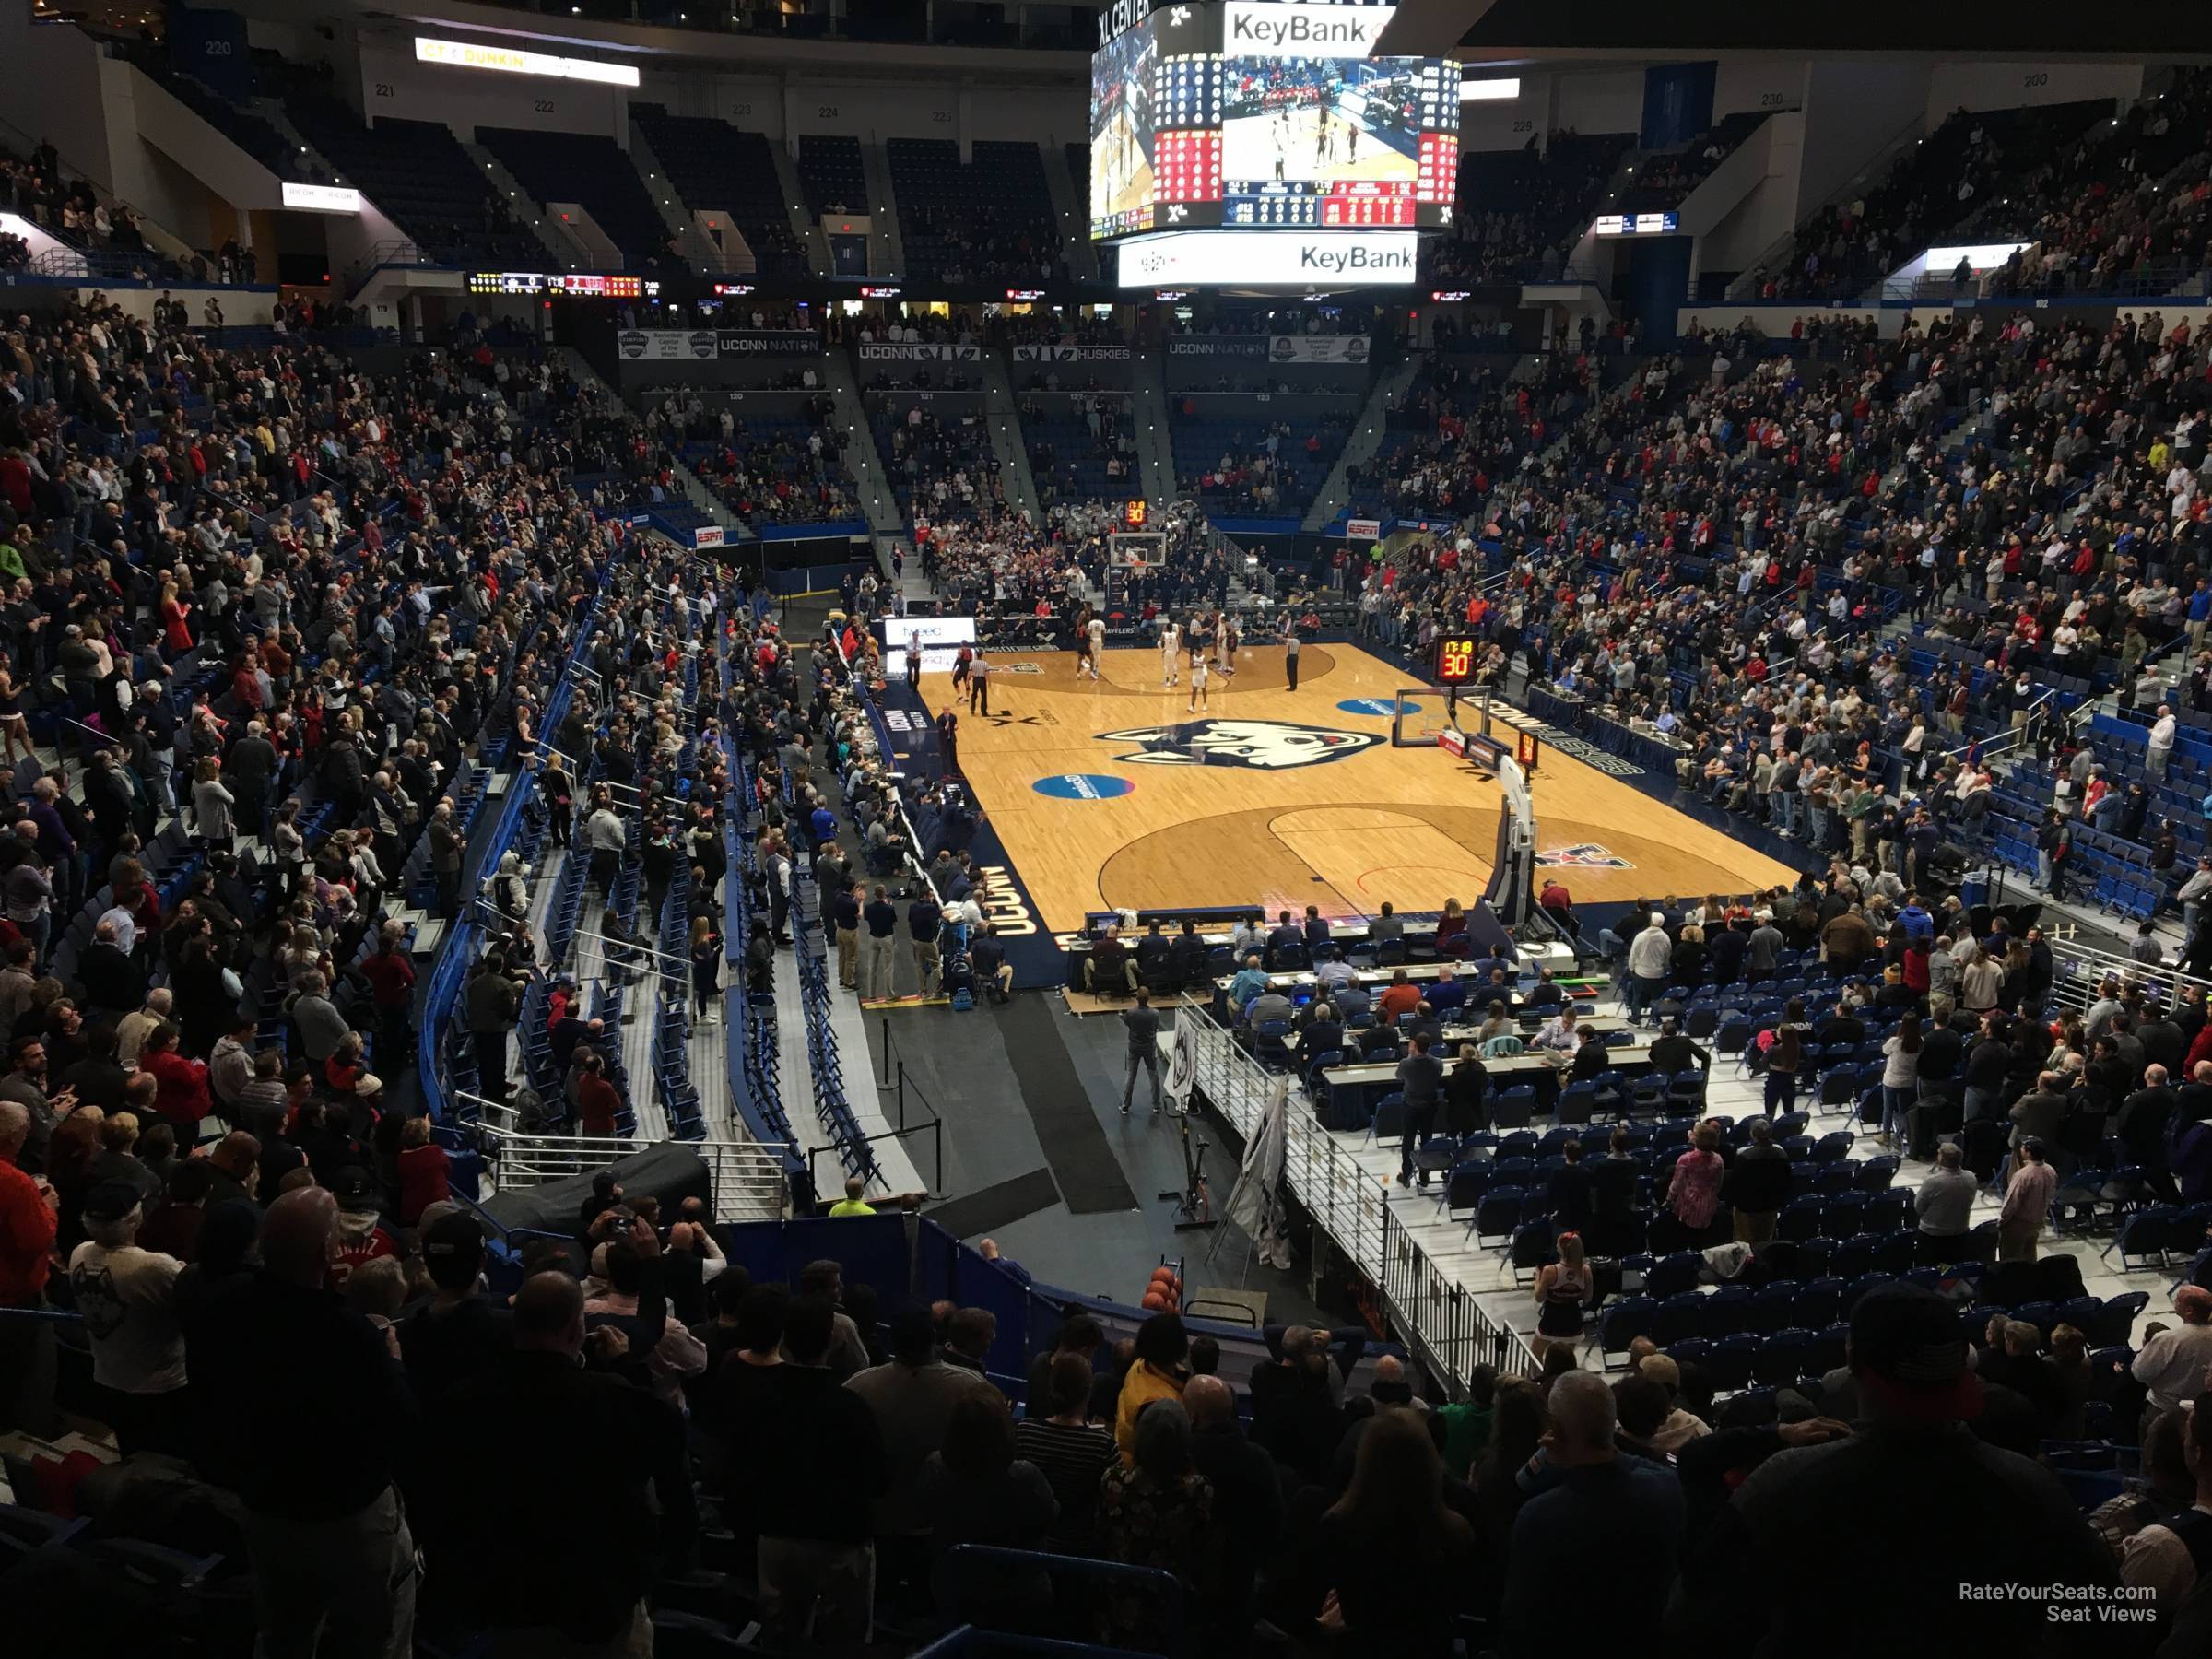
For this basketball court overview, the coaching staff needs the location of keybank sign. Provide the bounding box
[1117,229,1418,287]
[1222,3,1397,57]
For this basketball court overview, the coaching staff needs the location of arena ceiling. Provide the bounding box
[1378,0,2194,59]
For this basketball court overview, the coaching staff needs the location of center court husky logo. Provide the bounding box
[1537,843,1634,870]
[1096,719,1383,770]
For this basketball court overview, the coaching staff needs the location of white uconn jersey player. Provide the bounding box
[1159,618,1181,687]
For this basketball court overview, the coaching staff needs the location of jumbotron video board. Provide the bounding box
[1089,0,1457,241]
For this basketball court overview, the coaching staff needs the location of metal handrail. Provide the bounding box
[1176,1001,1538,1393]
[467,1117,794,1221]
[1946,687,2057,763]
[2041,933,2211,1018]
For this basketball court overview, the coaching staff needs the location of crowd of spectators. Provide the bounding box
[648,393,862,531]
[1611,112,1765,216]
[1967,100,2212,298]
[1347,354,1592,523]
[1021,392,1138,510]
[0,287,636,1465]
[1756,100,2119,302]
[0,139,170,280]
[1425,131,1633,287]
[877,406,1005,530]
[1336,304,2210,947]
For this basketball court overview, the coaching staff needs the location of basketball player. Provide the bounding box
[1159,617,1181,688]
[1187,646,1210,713]
[1086,612,1107,678]
[951,642,973,698]
[1217,615,1238,678]
[1074,605,1097,679]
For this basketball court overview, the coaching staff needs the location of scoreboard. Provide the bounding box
[466,271,650,299]
[1090,0,1457,242]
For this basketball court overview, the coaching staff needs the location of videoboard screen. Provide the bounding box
[1088,0,1455,241]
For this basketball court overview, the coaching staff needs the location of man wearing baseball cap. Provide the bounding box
[1668,1285,2122,1653]
[397,1210,510,1412]
[67,1179,186,1455]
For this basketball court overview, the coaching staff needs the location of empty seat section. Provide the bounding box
[477,126,683,271]
[886,137,1064,283]
[632,110,809,279]
[285,108,539,266]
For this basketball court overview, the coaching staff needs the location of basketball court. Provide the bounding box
[921,641,1795,933]
[1226,99,1418,186]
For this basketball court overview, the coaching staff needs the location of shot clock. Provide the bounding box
[1434,635,1477,685]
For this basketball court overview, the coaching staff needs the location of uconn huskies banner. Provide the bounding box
[1011,345,1134,362]
[857,343,982,362]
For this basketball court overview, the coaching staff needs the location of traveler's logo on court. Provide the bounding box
[1535,843,1633,870]
[1096,720,1383,770]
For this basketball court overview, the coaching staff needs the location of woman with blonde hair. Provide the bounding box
[159,575,194,655]
[1530,1230,1590,1356]
[1436,897,1467,952]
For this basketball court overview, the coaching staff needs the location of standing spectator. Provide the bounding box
[1913,1143,1979,1262]
[1014,1351,1119,1552]
[845,1303,998,1599]
[920,1391,1059,1619]
[1665,1121,1726,1241]
[1504,1371,1684,1649]
[1121,988,1162,1115]
[1668,1285,2118,1654]
[2130,1285,2212,1430]
[1115,1311,1190,1464]
[2000,1138,2057,1262]
[1879,1014,1923,1146]
[1624,912,1672,1018]
[752,1293,889,1648]
[860,884,900,1003]
[1396,1031,1445,1182]
[186,1187,418,1657]
[1097,1399,1216,1650]
[65,1180,186,1454]
[437,1269,694,1653]
[1721,1116,1790,1243]
[0,1099,59,1437]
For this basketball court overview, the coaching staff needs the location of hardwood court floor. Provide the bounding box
[932,642,1795,934]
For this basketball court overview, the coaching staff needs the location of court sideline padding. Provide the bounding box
[998,996,1141,1214]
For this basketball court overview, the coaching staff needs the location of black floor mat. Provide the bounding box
[999,996,1140,1213]
[924,1167,1063,1241]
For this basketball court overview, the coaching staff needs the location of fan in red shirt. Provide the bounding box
[575,1053,623,1137]
[0,1101,57,1308]
[397,1117,453,1228]
[332,1169,397,1272]
[140,1024,211,1138]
